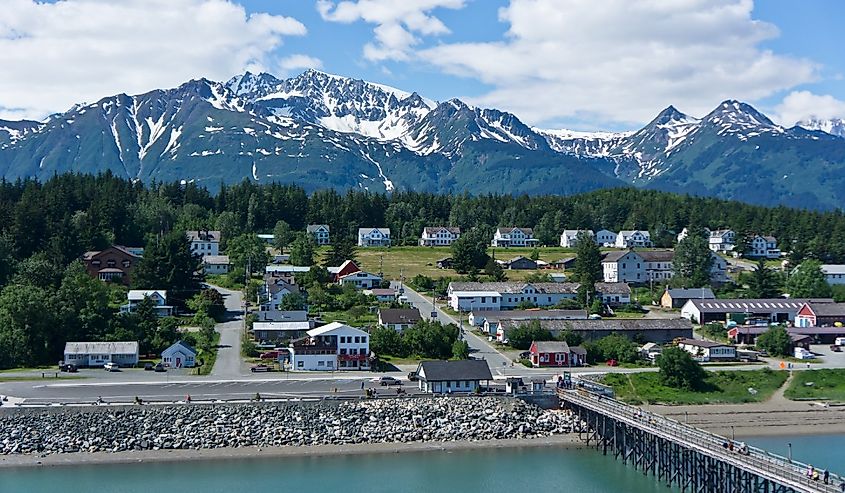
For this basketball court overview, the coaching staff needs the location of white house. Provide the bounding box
[338,270,383,289]
[378,308,422,331]
[602,250,728,284]
[307,224,331,245]
[419,226,461,247]
[708,229,736,253]
[63,341,139,368]
[748,235,781,259]
[358,228,391,247]
[447,282,578,311]
[821,265,845,285]
[259,277,299,314]
[121,290,174,317]
[677,338,736,362]
[491,227,539,247]
[615,230,652,248]
[203,255,230,275]
[595,229,618,247]
[161,340,197,368]
[560,230,594,248]
[186,230,220,257]
[416,360,492,394]
[257,234,274,244]
[363,288,398,302]
[289,322,370,371]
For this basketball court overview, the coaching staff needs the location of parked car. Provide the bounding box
[606,359,618,367]
[372,376,402,386]
[407,371,418,382]
[519,351,530,360]
[251,364,272,373]
[143,362,154,371]
[59,364,78,373]
[103,362,120,372]
[154,363,166,372]
[830,345,842,352]
[260,351,280,360]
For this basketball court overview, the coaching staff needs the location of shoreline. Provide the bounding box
[0,435,586,469]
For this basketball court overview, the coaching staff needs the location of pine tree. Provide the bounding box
[323,235,357,267]
[289,233,315,266]
[673,228,713,287]
[747,259,780,298]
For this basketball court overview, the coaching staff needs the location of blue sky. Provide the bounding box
[1,1,843,130]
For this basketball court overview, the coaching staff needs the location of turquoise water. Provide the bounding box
[747,435,845,475]
[2,435,842,493]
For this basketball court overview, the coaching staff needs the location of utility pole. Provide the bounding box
[379,254,384,279]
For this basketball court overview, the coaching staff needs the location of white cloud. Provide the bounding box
[317,0,465,61]
[405,0,819,128]
[0,0,307,120]
[278,54,324,72]
[775,91,845,126]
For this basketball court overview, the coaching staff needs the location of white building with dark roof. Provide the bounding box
[306,224,331,245]
[559,230,594,248]
[358,228,391,247]
[615,230,652,248]
[186,230,221,257]
[748,235,780,259]
[491,227,538,247]
[447,281,630,311]
[419,227,461,246]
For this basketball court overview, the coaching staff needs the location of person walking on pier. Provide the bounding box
[823,469,829,484]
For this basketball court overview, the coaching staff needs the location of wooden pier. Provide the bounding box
[559,389,842,493]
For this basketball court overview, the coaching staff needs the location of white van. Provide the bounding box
[398,295,410,304]
[835,337,845,347]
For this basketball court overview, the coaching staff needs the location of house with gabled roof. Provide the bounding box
[415,360,492,394]
[289,322,370,371]
[491,227,539,247]
[820,265,845,285]
[560,230,594,248]
[661,287,715,309]
[419,226,461,247]
[615,230,652,248]
[529,341,586,367]
[748,235,780,259]
[186,230,221,257]
[358,228,390,247]
[81,245,143,285]
[121,290,174,317]
[595,229,617,247]
[161,340,198,368]
[306,224,331,245]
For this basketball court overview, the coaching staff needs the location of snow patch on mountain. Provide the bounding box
[797,117,845,139]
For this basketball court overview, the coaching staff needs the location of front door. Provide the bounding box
[176,357,182,368]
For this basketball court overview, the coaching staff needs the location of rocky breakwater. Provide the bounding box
[0,397,580,456]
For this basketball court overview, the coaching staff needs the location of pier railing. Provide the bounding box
[560,389,842,493]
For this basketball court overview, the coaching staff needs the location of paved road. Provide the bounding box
[394,283,514,374]
[209,286,246,378]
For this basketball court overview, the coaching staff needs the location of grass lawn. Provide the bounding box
[782,357,824,364]
[0,375,87,382]
[603,369,788,405]
[205,274,244,291]
[379,355,423,366]
[0,366,57,373]
[318,309,378,326]
[196,333,221,376]
[348,246,576,281]
[784,369,845,402]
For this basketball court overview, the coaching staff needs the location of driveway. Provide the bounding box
[207,285,246,378]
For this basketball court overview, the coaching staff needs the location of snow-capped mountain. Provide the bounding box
[797,117,845,139]
[226,69,435,140]
[1,69,845,208]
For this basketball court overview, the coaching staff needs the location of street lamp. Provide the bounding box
[731,425,735,441]
[788,442,792,462]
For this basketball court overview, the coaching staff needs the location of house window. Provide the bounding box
[354,336,360,343]
[481,297,486,303]
[297,361,303,368]
[361,336,367,344]
[318,361,324,366]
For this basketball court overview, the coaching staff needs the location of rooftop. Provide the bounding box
[417,360,493,382]
[666,288,715,299]
[65,341,139,355]
[379,308,422,325]
[686,298,834,313]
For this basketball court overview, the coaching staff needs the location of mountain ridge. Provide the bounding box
[1,69,844,209]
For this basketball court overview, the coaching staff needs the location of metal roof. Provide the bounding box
[64,341,139,355]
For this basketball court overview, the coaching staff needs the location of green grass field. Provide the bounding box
[347,246,579,281]
[784,369,845,402]
[604,369,788,405]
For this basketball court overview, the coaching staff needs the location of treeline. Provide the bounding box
[2,172,845,267]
